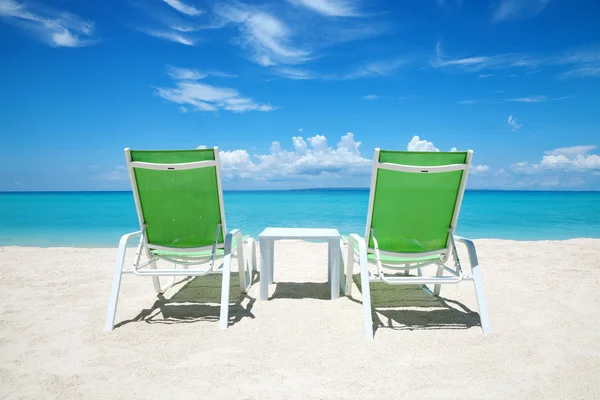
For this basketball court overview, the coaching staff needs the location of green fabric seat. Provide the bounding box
[150,236,249,259]
[345,235,443,263]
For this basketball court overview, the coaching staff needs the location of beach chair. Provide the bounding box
[104,147,256,331]
[345,149,490,339]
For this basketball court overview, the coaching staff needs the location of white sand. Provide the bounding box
[1,239,600,399]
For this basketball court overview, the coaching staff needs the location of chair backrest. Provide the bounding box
[365,149,472,257]
[125,147,226,250]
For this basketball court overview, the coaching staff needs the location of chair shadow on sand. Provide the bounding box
[115,271,259,329]
[351,273,481,335]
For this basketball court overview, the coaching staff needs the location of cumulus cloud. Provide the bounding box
[0,0,96,47]
[407,136,439,152]
[155,66,276,113]
[508,115,522,131]
[511,145,600,174]
[213,133,371,182]
[406,136,489,174]
[470,165,490,174]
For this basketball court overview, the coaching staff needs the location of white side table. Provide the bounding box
[258,228,343,301]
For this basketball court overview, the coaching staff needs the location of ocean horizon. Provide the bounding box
[1,189,599,247]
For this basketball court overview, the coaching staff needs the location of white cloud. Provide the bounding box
[342,59,406,79]
[214,3,310,66]
[479,74,493,78]
[431,42,600,78]
[545,145,597,157]
[508,115,521,131]
[287,0,361,17]
[216,133,371,183]
[163,0,203,16]
[0,0,96,47]
[274,67,314,80]
[167,65,206,80]
[298,128,303,132]
[493,0,550,22]
[196,145,208,149]
[561,67,600,78]
[155,65,276,113]
[272,58,407,81]
[506,96,547,103]
[95,166,128,181]
[363,94,378,100]
[470,165,490,174]
[511,145,600,174]
[407,136,439,152]
[142,30,195,45]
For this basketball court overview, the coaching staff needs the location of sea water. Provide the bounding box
[0,190,599,247]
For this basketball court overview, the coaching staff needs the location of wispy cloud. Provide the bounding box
[431,41,600,78]
[545,145,597,157]
[270,58,407,81]
[363,94,378,100]
[214,3,310,66]
[493,0,550,22]
[460,95,569,105]
[561,67,600,78]
[506,95,547,103]
[163,0,203,16]
[142,30,195,45]
[286,0,361,17]
[155,66,275,113]
[508,115,521,131]
[0,0,96,47]
[274,67,314,80]
[431,41,535,72]
[340,58,407,79]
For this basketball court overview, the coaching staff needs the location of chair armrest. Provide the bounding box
[454,236,479,269]
[117,230,143,250]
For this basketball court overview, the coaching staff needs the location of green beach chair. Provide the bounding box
[104,147,256,331]
[345,149,490,339]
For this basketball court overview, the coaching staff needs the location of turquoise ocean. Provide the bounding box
[1,190,599,247]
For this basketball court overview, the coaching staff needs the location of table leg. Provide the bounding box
[259,239,270,300]
[329,239,340,300]
[327,243,332,285]
[268,240,275,285]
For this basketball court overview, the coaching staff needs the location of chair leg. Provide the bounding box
[236,234,248,293]
[345,238,355,296]
[150,260,174,294]
[104,241,128,331]
[433,264,444,296]
[359,258,374,340]
[472,265,491,334]
[219,251,232,329]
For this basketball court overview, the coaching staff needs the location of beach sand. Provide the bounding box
[1,239,600,399]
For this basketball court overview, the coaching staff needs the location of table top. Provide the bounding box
[259,227,341,240]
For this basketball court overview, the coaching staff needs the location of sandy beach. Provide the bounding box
[1,239,600,399]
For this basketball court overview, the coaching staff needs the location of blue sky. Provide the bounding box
[1,0,599,191]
